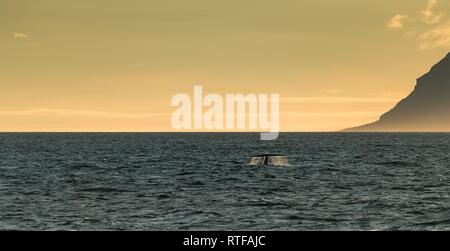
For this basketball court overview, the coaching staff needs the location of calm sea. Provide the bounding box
[0,133,449,230]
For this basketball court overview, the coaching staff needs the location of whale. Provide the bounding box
[248,154,289,166]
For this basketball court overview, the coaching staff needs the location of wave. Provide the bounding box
[77,187,130,193]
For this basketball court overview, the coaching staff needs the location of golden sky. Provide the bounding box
[1,0,450,131]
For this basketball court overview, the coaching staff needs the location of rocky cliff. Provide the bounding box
[346,53,450,132]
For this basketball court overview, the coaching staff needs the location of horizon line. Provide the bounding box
[0,131,449,133]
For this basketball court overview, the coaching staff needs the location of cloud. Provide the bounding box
[13,32,28,39]
[386,15,409,30]
[386,0,450,49]
[421,0,443,25]
[284,111,382,119]
[0,108,170,118]
[325,89,342,94]
[0,109,171,132]
[386,1,442,30]
[419,21,450,49]
[281,96,400,104]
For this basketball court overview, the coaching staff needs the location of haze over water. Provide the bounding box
[0,133,449,231]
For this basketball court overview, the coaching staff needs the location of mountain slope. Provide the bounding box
[345,53,450,132]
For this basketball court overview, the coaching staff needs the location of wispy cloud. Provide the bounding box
[0,109,171,132]
[13,32,28,39]
[0,108,170,118]
[325,89,342,94]
[386,15,409,30]
[284,111,382,119]
[282,96,400,104]
[421,0,443,25]
[419,21,450,49]
[386,0,450,49]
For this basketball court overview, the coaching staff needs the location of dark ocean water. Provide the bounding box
[0,133,449,231]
